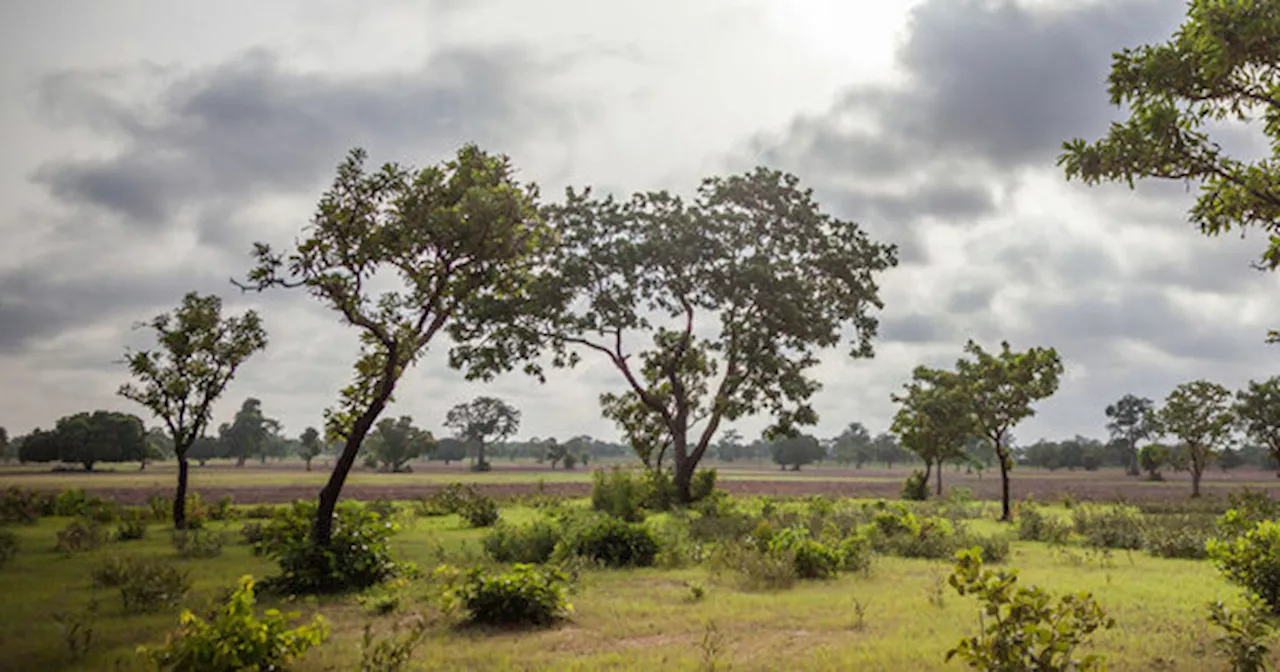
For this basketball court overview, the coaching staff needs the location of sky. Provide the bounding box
[1,0,1276,446]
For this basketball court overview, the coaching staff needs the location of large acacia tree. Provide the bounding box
[891,366,975,497]
[239,145,555,547]
[1059,0,1280,341]
[443,396,521,471]
[1236,376,1280,475]
[470,168,897,502]
[954,340,1063,521]
[1155,379,1237,497]
[1104,394,1156,476]
[119,292,267,528]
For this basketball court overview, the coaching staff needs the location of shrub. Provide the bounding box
[1017,505,1072,544]
[208,495,236,521]
[1143,516,1213,560]
[767,527,841,580]
[240,522,268,549]
[946,548,1116,671]
[259,501,402,594]
[691,469,719,503]
[456,564,571,627]
[838,533,874,573]
[591,468,648,522]
[173,529,226,558]
[359,613,430,672]
[1208,519,1280,615]
[242,504,277,520]
[54,518,106,554]
[147,495,171,521]
[1220,491,1280,539]
[567,516,659,568]
[53,488,91,517]
[119,558,193,613]
[888,516,960,560]
[870,504,921,538]
[960,533,1011,564]
[0,486,48,524]
[483,520,561,564]
[53,597,98,661]
[0,529,17,567]
[901,470,929,501]
[1208,596,1275,672]
[115,514,148,542]
[459,494,500,528]
[708,540,798,591]
[650,515,707,569]
[91,554,133,587]
[1074,506,1144,550]
[141,575,329,671]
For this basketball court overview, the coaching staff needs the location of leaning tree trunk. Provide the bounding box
[173,457,189,529]
[996,447,1012,522]
[312,394,391,547]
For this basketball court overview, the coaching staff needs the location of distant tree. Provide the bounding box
[118,292,267,529]
[298,427,322,472]
[188,436,221,466]
[715,428,746,463]
[1154,380,1236,497]
[955,340,1064,522]
[1139,443,1170,481]
[472,167,898,503]
[444,397,520,472]
[239,146,553,548]
[0,426,8,464]
[1060,0,1280,342]
[222,398,280,467]
[769,434,825,471]
[873,432,909,468]
[1022,440,1062,471]
[544,439,569,469]
[44,411,148,471]
[364,416,434,473]
[1236,377,1280,477]
[832,422,874,467]
[1104,394,1155,476]
[435,438,468,465]
[892,367,975,495]
[146,426,175,461]
[18,429,59,463]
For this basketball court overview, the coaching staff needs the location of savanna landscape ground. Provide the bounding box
[1,461,1277,671]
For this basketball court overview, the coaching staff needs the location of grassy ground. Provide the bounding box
[0,497,1259,672]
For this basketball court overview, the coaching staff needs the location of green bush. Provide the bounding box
[708,540,798,591]
[115,513,148,541]
[591,468,648,522]
[838,533,874,573]
[459,494,500,528]
[1016,504,1072,544]
[0,486,49,524]
[483,520,561,564]
[173,529,226,558]
[91,554,133,588]
[1208,596,1274,672]
[1073,506,1144,550]
[1143,517,1212,559]
[258,501,402,595]
[358,614,430,672]
[901,470,929,501]
[567,516,659,568]
[53,488,90,517]
[242,504,277,520]
[240,522,268,550]
[141,575,329,671]
[146,495,171,522]
[0,529,17,567]
[959,533,1011,564]
[1209,519,1280,615]
[119,558,192,613]
[886,516,960,560]
[456,564,571,627]
[1219,491,1280,539]
[946,548,1116,671]
[54,518,106,554]
[768,527,842,580]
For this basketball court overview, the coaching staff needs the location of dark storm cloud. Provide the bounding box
[32,45,572,230]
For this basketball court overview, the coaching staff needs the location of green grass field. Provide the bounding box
[0,492,1261,672]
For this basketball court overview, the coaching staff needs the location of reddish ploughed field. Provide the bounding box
[4,462,1278,506]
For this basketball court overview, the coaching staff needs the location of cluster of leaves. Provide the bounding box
[115,513,148,542]
[1072,505,1145,551]
[140,575,329,671]
[173,528,227,559]
[947,548,1116,671]
[1210,519,1280,616]
[414,484,500,527]
[483,520,562,564]
[454,564,572,627]
[255,501,402,594]
[54,519,107,554]
[565,516,660,568]
[1016,504,1073,545]
[0,486,50,525]
[120,559,193,614]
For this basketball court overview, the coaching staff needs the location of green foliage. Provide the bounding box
[1208,596,1275,672]
[91,554,133,588]
[444,396,521,472]
[769,434,826,471]
[1016,504,1072,544]
[708,539,799,591]
[257,501,402,594]
[20,411,148,471]
[459,494,500,528]
[1237,378,1280,469]
[119,559,192,613]
[53,597,98,661]
[172,528,227,558]
[54,518,106,554]
[591,467,649,522]
[1155,380,1237,497]
[1073,505,1145,551]
[140,575,329,671]
[891,366,975,492]
[1221,491,1280,539]
[1209,519,1280,616]
[1105,394,1155,475]
[365,416,434,473]
[1143,516,1213,560]
[1139,443,1171,480]
[946,548,1116,671]
[767,526,842,579]
[115,513,148,541]
[455,564,571,627]
[566,516,659,568]
[0,529,17,567]
[0,486,49,524]
[358,613,430,672]
[483,520,561,564]
[901,470,929,501]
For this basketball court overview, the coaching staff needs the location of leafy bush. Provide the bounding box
[650,514,707,569]
[115,513,148,541]
[258,501,402,594]
[455,564,571,627]
[483,520,561,564]
[119,559,193,613]
[767,527,841,580]
[1,486,49,524]
[691,468,719,503]
[838,533,874,573]
[91,554,133,587]
[566,516,659,568]
[1017,504,1072,544]
[1209,519,1280,615]
[242,504,277,520]
[53,488,90,517]
[1073,505,1144,550]
[591,468,648,522]
[959,532,1011,564]
[141,575,329,671]
[240,522,268,549]
[0,529,17,567]
[901,470,929,501]
[1220,491,1280,539]
[1143,516,1212,559]
[1208,596,1275,672]
[54,518,106,554]
[459,494,500,528]
[359,613,430,672]
[886,516,960,560]
[173,528,226,558]
[147,495,171,522]
[947,548,1116,671]
[870,504,921,538]
[708,540,798,591]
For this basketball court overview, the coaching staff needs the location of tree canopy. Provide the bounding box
[1236,376,1280,469]
[118,292,267,528]
[1059,0,1280,340]
[1154,379,1237,497]
[1104,394,1155,476]
[298,427,322,471]
[443,396,520,471]
[364,416,434,473]
[17,411,146,471]
[769,433,825,471]
[892,366,975,496]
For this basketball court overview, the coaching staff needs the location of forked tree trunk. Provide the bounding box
[173,458,189,529]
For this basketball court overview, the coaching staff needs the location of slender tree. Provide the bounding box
[238,145,555,547]
[1154,380,1236,497]
[891,366,975,496]
[443,397,520,472]
[1104,394,1155,476]
[298,427,322,472]
[118,293,267,528]
[1059,0,1280,342]
[1236,377,1280,477]
[955,340,1064,521]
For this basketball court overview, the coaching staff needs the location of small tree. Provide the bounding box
[1236,377,1280,477]
[1155,380,1236,497]
[364,416,434,473]
[1139,443,1171,481]
[1105,394,1155,477]
[118,293,266,528]
[238,145,555,547]
[1059,0,1280,342]
[891,366,975,496]
[769,433,825,471]
[298,427,322,472]
[955,340,1064,522]
[444,397,520,472]
[221,398,280,467]
[832,422,873,467]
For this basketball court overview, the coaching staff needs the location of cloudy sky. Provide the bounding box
[1,0,1276,445]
